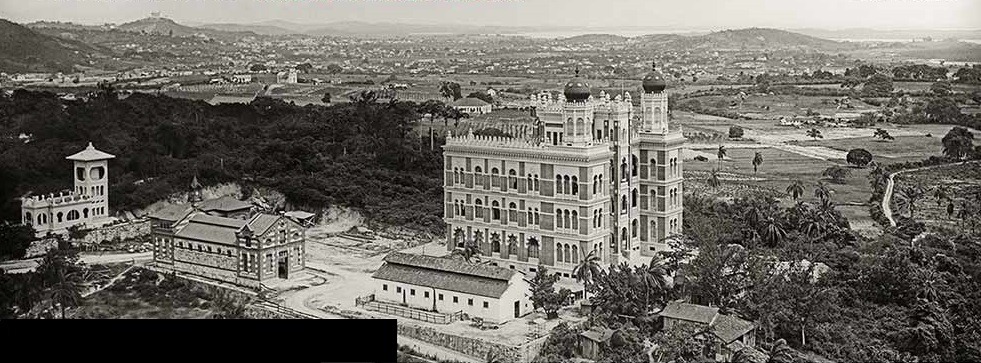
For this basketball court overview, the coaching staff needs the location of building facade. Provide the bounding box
[150,204,306,290]
[442,63,684,277]
[21,142,115,236]
[371,252,532,324]
[451,97,493,115]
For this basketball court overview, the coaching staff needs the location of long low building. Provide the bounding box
[371,252,532,324]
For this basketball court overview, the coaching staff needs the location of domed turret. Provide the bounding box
[642,61,667,93]
[563,67,591,102]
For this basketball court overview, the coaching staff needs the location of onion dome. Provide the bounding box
[642,60,667,93]
[563,66,591,102]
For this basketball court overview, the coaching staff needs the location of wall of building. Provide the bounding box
[82,219,150,244]
[373,276,531,324]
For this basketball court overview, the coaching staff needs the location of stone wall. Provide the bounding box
[396,322,549,363]
[81,219,150,244]
[24,238,58,258]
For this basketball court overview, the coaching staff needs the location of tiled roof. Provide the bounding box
[148,204,194,222]
[659,300,719,325]
[451,97,490,107]
[247,214,280,236]
[198,195,252,213]
[580,327,615,343]
[711,314,755,343]
[66,142,115,161]
[373,253,517,298]
[174,214,248,246]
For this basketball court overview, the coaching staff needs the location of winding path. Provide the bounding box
[882,160,980,227]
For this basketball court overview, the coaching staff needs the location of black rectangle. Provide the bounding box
[1,319,396,363]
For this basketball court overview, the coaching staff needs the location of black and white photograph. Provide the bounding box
[1,0,980,362]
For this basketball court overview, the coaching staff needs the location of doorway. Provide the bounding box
[514,301,520,318]
[277,251,289,279]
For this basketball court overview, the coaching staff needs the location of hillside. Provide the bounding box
[197,23,296,36]
[558,34,628,44]
[116,17,254,39]
[663,28,849,51]
[0,19,108,73]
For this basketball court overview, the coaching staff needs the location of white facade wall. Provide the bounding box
[372,274,532,324]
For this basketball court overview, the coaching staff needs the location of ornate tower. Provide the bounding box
[66,142,115,218]
[189,175,204,203]
[561,67,594,146]
[636,61,685,256]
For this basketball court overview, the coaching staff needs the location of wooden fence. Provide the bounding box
[357,294,463,324]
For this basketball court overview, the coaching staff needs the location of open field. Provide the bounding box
[891,161,981,229]
[795,135,944,163]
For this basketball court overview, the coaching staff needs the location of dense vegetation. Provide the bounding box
[0,88,446,233]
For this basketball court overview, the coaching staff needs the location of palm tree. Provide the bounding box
[708,168,722,189]
[814,181,832,203]
[639,257,670,309]
[759,214,788,247]
[806,128,823,140]
[573,250,603,299]
[752,151,763,175]
[48,270,82,319]
[933,184,950,207]
[716,145,727,169]
[768,338,795,363]
[451,238,482,263]
[896,184,926,219]
[786,180,805,201]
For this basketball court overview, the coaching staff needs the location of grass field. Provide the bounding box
[795,135,944,163]
[891,161,981,229]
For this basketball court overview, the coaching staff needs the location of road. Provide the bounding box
[882,160,980,227]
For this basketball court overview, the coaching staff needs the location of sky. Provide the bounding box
[1,0,979,30]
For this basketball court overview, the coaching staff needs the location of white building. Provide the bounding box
[22,142,115,236]
[276,69,298,84]
[371,252,532,324]
[442,62,685,278]
[230,74,253,83]
[450,97,493,115]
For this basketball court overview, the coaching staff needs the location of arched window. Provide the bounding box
[57,212,64,223]
[632,189,638,207]
[508,235,518,255]
[475,166,483,185]
[651,220,658,241]
[527,174,532,190]
[492,201,501,220]
[592,176,598,194]
[563,176,570,195]
[632,219,638,237]
[632,155,639,176]
[528,238,540,259]
[572,245,579,263]
[565,118,573,135]
[474,199,484,218]
[556,243,564,263]
[571,176,578,195]
[491,233,501,253]
[534,175,540,191]
[621,228,628,250]
[621,159,627,181]
[555,209,563,228]
[37,214,43,225]
[598,209,603,227]
[534,208,540,224]
[571,210,578,230]
[563,210,571,229]
[491,168,500,187]
[474,230,483,247]
[454,228,465,248]
[508,169,518,189]
[563,244,571,264]
[508,202,518,222]
[621,196,627,213]
[83,208,89,219]
[556,175,563,194]
[576,118,585,136]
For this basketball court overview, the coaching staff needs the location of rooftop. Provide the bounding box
[175,214,248,246]
[659,300,719,325]
[451,97,491,107]
[66,142,115,162]
[148,204,195,222]
[372,252,518,298]
[197,195,253,213]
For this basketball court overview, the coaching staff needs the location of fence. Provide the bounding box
[361,298,462,325]
[255,299,321,319]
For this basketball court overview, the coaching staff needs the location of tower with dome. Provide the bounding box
[441,62,684,279]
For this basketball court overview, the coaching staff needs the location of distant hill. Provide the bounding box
[116,17,255,39]
[792,28,981,42]
[900,40,981,62]
[197,23,297,36]
[0,19,108,73]
[303,21,542,37]
[558,34,628,44]
[661,28,848,51]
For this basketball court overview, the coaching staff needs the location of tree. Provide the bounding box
[752,151,763,175]
[896,184,927,219]
[806,128,823,140]
[941,127,975,159]
[925,97,963,124]
[822,166,851,184]
[933,184,951,207]
[529,266,571,319]
[729,125,744,139]
[873,128,895,142]
[717,145,727,169]
[210,287,251,319]
[572,250,602,299]
[466,91,493,104]
[814,181,833,203]
[0,223,35,260]
[863,73,894,96]
[708,169,722,189]
[324,64,344,74]
[786,180,805,201]
[450,237,481,263]
[47,270,82,318]
[846,148,873,167]
[439,81,462,101]
[769,339,795,363]
[930,80,953,97]
[649,322,709,363]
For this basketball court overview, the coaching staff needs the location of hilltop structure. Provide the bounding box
[21,142,115,236]
[442,62,685,278]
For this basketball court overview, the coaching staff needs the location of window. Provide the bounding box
[453,296,459,303]
[571,210,579,230]
[508,202,518,222]
[563,176,571,196]
[534,175,540,191]
[555,209,563,228]
[424,291,430,298]
[396,287,402,293]
[492,201,501,220]
[632,189,638,207]
[383,284,388,291]
[527,238,540,259]
[468,298,474,306]
[556,243,564,263]
[508,169,518,189]
[571,176,578,195]
[507,235,518,255]
[491,233,501,253]
[474,199,484,218]
[439,294,444,300]
[483,301,489,309]
[621,158,627,181]
[632,155,639,177]
[556,175,563,194]
[572,245,579,263]
[632,219,638,238]
[621,196,628,214]
[563,210,571,229]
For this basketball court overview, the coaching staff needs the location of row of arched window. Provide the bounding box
[466,166,541,193]
[555,175,578,195]
[591,175,604,195]
[26,206,105,226]
[556,243,579,264]
[592,208,604,228]
[554,209,579,230]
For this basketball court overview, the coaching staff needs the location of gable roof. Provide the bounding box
[198,195,252,213]
[174,214,248,246]
[711,314,756,343]
[148,204,195,222]
[66,142,115,161]
[247,213,281,236]
[451,97,490,107]
[580,327,615,343]
[373,252,518,298]
[659,300,719,325]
